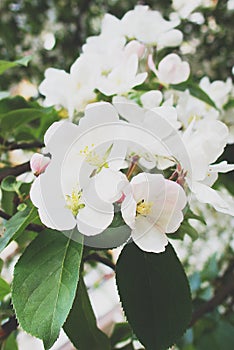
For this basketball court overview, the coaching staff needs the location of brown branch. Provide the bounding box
[0,161,31,183]
[6,141,44,150]
[190,266,234,326]
[84,252,116,271]
[0,137,44,150]
[0,209,44,233]
[0,315,18,341]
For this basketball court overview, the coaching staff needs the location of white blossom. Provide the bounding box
[121,173,187,253]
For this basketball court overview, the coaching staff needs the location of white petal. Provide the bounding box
[76,203,114,236]
[192,182,234,216]
[140,90,163,109]
[94,168,129,203]
[79,102,119,131]
[157,29,183,50]
[121,194,137,229]
[209,161,234,173]
[30,174,76,231]
[132,216,168,253]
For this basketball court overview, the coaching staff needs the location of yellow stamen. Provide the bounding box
[66,189,85,217]
[136,200,153,216]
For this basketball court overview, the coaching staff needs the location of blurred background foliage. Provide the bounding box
[0,0,234,90]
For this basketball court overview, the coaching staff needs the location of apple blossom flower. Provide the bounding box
[121,173,187,253]
[172,0,203,19]
[148,53,190,85]
[39,55,99,119]
[177,119,234,215]
[30,102,128,233]
[97,54,147,96]
[30,153,50,176]
[121,5,182,48]
[199,76,232,108]
[172,0,215,19]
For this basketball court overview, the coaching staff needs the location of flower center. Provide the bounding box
[79,144,113,176]
[136,199,153,216]
[66,189,85,217]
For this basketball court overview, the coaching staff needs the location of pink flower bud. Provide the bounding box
[125,40,146,58]
[30,153,50,176]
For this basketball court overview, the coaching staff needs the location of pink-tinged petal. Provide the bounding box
[124,40,145,58]
[93,168,129,203]
[30,153,50,175]
[76,203,114,236]
[131,173,165,204]
[156,180,187,233]
[157,53,190,85]
[132,216,168,253]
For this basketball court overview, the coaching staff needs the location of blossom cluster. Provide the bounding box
[32,5,234,254]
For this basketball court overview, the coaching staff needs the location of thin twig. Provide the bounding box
[84,252,116,271]
[0,161,31,183]
[0,137,44,150]
[0,316,18,341]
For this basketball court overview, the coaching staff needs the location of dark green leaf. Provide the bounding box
[116,243,192,350]
[0,207,38,253]
[64,276,111,350]
[171,81,217,109]
[84,212,131,249]
[0,277,11,300]
[12,229,83,350]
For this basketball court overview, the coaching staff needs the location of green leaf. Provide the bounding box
[185,208,206,226]
[0,109,47,133]
[1,176,22,193]
[171,81,217,109]
[171,220,199,241]
[84,212,131,249]
[0,189,16,215]
[0,277,11,300]
[111,323,133,348]
[12,229,83,349]
[2,332,18,350]
[64,277,111,350]
[116,243,192,350]
[0,56,32,75]
[223,99,234,110]
[0,207,38,253]
[0,258,3,272]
